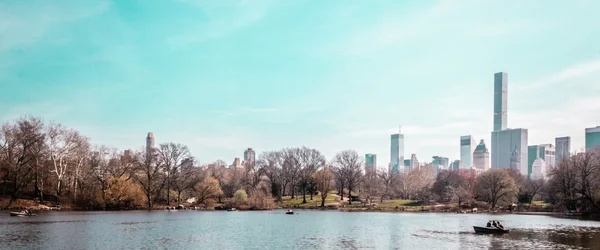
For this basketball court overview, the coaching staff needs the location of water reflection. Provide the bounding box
[1,211,599,249]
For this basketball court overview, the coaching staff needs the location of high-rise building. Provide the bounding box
[531,158,548,180]
[490,72,528,175]
[365,154,377,174]
[585,126,600,151]
[449,160,461,170]
[555,136,571,164]
[181,157,194,169]
[460,135,477,169]
[390,126,405,174]
[493,72,508,132]
[491,128,528,175]
[527,144,555,178]
[432,156,449,170]
[473,139,490,171]
[231,158,243,169]
[409,154,419,171]
[146,132,155,154]
[244,148,256,165]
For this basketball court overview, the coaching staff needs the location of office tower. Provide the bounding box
[586,126,600,151]
[432,156,449,170]
[231,158,243,169]
[527,144,555,178]
[460,135,477,169]
[555,136,571,164]
[244,148,256,165]
[449,160,461,170]
[390,126,405,174]
[473,139,490,171]
[491,128,528,175]
[365,154,377,174]
[404,159,411,169]
[146,132,155,154]
[409,154,419,171]
[493,72,508,132]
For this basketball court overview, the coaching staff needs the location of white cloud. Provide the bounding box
[516,60,600,91]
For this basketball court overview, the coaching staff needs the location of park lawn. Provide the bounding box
[280,193,340,208]
[375,199,420,208]
[530,200,552,207]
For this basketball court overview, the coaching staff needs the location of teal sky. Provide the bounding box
[1,0,599,166]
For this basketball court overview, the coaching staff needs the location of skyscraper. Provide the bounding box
[390,126,405,173]
[409,154,419,171]
[473,139,489,171]
[585,126,600,151]
[365,154,377,174]
[490,72,528,175]
[555,136,571,164]
[527,144,555,178]
[493,72,508,132]
[432,156,449,170]
[146,132,155,154]
[244,148,256,165]
[460,135,476,169]
[492,128,528,174]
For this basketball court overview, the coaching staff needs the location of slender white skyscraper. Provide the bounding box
[146,132,155,154]
[494,72,508,132]
[390,126,405,173]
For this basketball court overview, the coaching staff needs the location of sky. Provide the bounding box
[1,0,600,166]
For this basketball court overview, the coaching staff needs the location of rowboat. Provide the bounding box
[10,212,37,217]
[473,226,509,234]
[285,209,294,215]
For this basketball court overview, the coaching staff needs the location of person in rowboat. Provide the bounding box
[497,221,504,229]
[486,221,492,227]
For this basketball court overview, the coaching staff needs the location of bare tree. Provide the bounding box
[281,148,301,198]
[46,122,89,205]
[194,176,223,205]
[131,148,166,209]
[257,151,283,201]
[0,116,46,207]
[475,169,518,209]
[295,147,326,204]
[361,171,381,205]
[157,143,191,206]
[332,150,363,205]
[378,169,398,202]
[313,168,334,207]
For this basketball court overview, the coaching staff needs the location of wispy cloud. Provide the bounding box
[168,0,274,48]
[516,59,600,91]
[0,1,110,51]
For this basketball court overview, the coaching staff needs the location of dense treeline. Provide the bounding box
[2,116,600,213]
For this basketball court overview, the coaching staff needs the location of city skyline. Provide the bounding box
[1,0,600,165]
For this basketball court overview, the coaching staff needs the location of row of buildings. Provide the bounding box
[374,72,600,179]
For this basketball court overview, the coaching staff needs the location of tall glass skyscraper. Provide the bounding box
[555,136,571,164]
[365,154,377,173]
[460,135,476,169]
[585,126,600,151]
[390,127,404,173]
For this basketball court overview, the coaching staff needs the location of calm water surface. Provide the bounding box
[1,210,599,249]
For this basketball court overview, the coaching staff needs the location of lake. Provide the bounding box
[1,210,599,249]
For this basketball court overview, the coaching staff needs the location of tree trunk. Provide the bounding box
[302,188,307,204]
[310,192,313,200]
[167,175,171,206]
[177,191,182,205]
[340,184,344,201]
[348,187,352,205]
[321,194,326,207]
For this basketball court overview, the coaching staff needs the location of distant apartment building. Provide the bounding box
[449,160,461,170]
[409,154,419,171]
[586,126,600,151]
[146,132,155,154]
[473,139,490,171]
[527,144,555,178]
[432,156,449,171]
[244,148,256,166]
[231,158,243,169]
[390,127,405,174]
[555,136,571,164]
[460,135,477,169]
[531,158,548,180]
[181,157,194,169]
[365,154,377,174]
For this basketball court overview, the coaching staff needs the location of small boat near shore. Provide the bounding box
[473,226,509,234]
[10,211,37,217]
[285,209,294,215]
[227,208,237,212]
